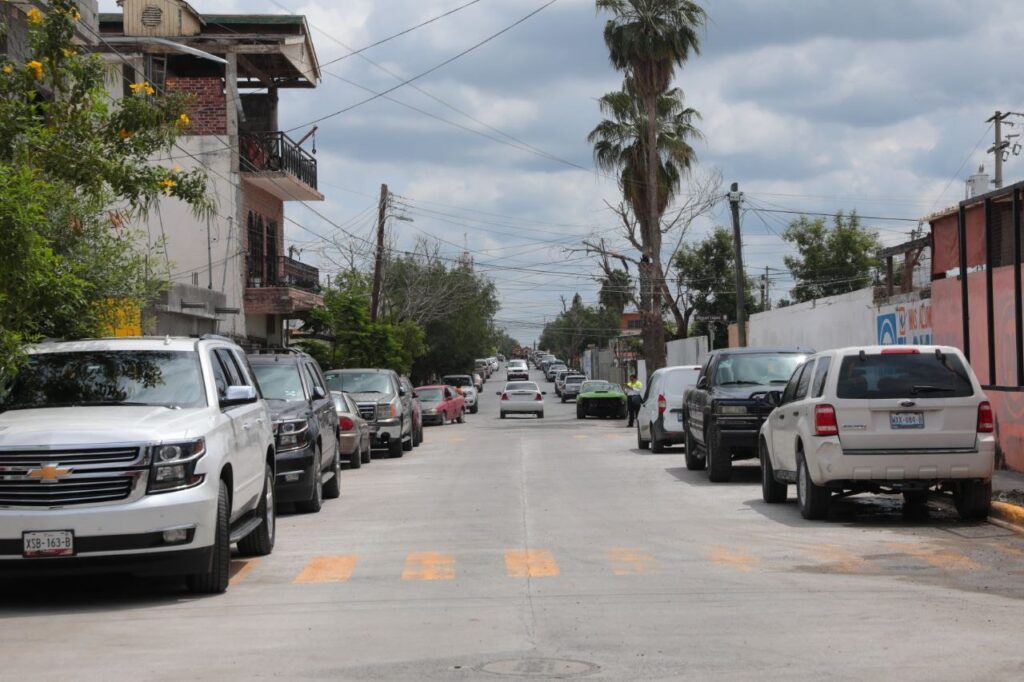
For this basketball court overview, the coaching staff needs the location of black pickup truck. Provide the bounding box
[683,347,809,482]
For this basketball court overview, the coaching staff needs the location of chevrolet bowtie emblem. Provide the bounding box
[27,464,72,483]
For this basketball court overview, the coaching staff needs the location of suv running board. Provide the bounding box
[229,516,263,544]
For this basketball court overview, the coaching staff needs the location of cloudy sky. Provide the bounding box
[104,0,1024,344]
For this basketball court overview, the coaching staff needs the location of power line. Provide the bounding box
[282,0,560,133]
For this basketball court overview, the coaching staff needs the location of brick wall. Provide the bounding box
[166,75,226,135]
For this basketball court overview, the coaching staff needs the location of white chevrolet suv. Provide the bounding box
[758,345,994,521]
[0,336,276,593]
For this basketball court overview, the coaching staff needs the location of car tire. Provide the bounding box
[760,440,787,504]
[238,464,276,557]
[471,404,479,414]
[684,426,705,471]
[500,412,507,419]
[389,436,404,458]
[797,452,830,520]
[576,406,585,420]
[650,424,666,454]
[537,412,544,419]
[295,447,324,513]
[348,441,362,469]
[637,424,650,450]
[362,442,372,464]
[561,396,566,404]
[324,449,342,498]
[186,480,230,594]
[954,480,991,520]
[903,490,928,507]
[706,425,733,483]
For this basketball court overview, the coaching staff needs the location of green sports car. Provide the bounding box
[576,380,627,419]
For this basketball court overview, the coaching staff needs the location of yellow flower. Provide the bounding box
[177,112,190,127]
[2,65,12,75]
[26,7,43,24]
[26,60,43,80]
[62,47,75,58]
[171,165,183,173]
[129,81,155,96]
[118,128,133,140]
[160,178,177,194]
[70,9,81,21]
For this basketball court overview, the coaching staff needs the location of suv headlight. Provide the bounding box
[377,401,398,420]
[274,419,310,452]
[717,404,748,415]
[148,438,206,494]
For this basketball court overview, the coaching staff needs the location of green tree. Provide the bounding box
[782,212,881,302]
[595,0,707,372]
[0,1,210,376]
[538,294,620,365]
[674,227,759,348]
[598,269,632,316]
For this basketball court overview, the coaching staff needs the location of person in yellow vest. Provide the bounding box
[625,374,643,427]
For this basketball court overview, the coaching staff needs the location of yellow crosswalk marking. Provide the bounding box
[708,546,760,573]
[402,552,455,581]
[294,555,358,584]
[229,558,259,585]
[505,549,559,577]
[607,548,655,575]
[573,434,589,440]
[889,543,983,571]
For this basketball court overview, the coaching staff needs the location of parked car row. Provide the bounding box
[0,335,495,595]
[618,344,995,522]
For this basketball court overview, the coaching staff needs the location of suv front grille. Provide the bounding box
[0,445,146,508]
[0,476,135,506]
[0,446,140,467]
[357,403,376,421]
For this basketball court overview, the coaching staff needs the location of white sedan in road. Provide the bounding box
[498,381,546,419]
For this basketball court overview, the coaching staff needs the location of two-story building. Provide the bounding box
[97,0,324,346]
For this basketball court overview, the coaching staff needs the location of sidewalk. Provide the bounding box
[993,469,1024,494]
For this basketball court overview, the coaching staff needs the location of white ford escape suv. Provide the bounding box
[0,336,276,593]
[758,345,994,521]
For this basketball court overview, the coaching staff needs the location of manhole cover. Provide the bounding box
[477,658,599,678]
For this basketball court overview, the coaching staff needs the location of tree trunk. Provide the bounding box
[642,93,666,376]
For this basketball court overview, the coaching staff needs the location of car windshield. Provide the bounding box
[251,363,305,402]
[582,381,613,393]
[837,352,974,399]
[1,350,206,410]
[506,382,538,392]
[714,353,807,386]
[443,376,472,387]
[416,388,445,403]
[325,372,393,394]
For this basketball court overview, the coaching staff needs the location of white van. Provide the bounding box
[637,365,702,453]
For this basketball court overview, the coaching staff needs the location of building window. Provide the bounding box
[247,211,264,284]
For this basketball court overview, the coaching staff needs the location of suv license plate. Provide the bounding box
[23,530,74,558]
[890,412,924,429]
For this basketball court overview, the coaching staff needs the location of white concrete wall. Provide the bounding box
[666,336,708,366]
[142,137,246,338]
[748,287,876,352]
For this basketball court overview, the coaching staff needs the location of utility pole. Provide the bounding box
[371,183,388,323]
[988,111,1011,190]
[729,182,747,347]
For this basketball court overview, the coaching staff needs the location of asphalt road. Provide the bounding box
[3,367,1024,681]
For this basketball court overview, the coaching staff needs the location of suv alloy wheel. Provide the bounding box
[186,480,231,594]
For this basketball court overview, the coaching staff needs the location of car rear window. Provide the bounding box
[836,352,975,399]
[663,369,701,393]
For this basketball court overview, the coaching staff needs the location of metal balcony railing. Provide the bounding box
[239,131,318,191]
[247,256,320,292]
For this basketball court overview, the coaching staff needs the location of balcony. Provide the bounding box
[244,256,323,316]
[240,131,324,202]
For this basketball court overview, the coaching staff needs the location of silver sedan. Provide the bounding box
[331,391,372,468]
[498,381,546,419]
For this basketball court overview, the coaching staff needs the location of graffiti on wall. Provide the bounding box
[876,299,932,345]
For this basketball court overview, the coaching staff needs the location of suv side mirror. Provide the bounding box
[696,376,709,390]
[765,390,782,407]
[311,385,327,400]
[398,385,408,397]
[221,385,258,407]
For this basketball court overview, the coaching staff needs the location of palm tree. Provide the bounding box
[596,0,706,371]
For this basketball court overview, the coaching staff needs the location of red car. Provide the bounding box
[415,385,466,425]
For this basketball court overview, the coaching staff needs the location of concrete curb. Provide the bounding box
[989,501,1024,533]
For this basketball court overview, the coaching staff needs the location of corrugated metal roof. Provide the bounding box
[202,14,305,26]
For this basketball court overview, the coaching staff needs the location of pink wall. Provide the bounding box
[932,269,1024,470]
